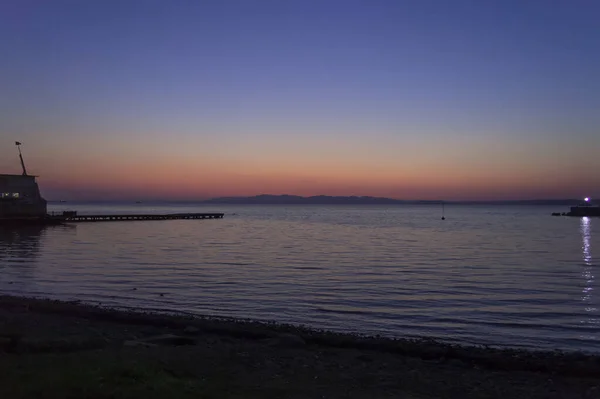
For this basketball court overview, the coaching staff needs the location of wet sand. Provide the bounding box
[0,295,598,398]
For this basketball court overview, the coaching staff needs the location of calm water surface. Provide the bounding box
[1,204,598,352]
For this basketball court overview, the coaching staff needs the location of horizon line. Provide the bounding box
[45,194,592,203]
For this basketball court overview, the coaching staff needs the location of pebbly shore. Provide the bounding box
[1,294,598,398]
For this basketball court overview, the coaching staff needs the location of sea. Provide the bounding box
[0,203,598,352]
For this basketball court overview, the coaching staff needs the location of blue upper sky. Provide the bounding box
[1,0,599,200]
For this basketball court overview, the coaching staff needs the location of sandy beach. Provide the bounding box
[0,295,598,398]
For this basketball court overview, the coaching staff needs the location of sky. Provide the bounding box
[1,0,599,201]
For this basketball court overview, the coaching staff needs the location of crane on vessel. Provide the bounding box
[15,141,28,176]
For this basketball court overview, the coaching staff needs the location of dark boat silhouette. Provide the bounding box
[0,142,65,226]
[567,198,600,217]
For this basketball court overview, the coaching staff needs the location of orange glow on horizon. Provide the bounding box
[3,130,598,201]
[37,157,598,201]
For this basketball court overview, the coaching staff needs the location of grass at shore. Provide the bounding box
[1,353,207,399]
[1,295,599,398]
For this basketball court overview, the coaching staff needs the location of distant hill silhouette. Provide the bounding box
[200,194,583,206]
[202,194,409,205]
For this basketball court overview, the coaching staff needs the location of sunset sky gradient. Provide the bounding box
[1,0,599,200]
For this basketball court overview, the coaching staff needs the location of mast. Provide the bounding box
[15,141,28,176]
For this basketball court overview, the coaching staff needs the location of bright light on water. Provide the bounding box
[580,217,597,337]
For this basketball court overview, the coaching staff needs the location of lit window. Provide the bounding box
[12,193,19,198]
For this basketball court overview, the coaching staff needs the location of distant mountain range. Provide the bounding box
[200,194,583,206]
[201,194,409,205]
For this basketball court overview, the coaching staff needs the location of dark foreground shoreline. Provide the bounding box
[1,295,598,398]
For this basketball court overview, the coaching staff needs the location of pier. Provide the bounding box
[49,212,224,223]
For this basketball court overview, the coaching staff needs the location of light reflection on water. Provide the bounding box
[0,204,599,351]
[580,217,597,335]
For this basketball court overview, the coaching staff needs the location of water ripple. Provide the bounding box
[0,204,598,351]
